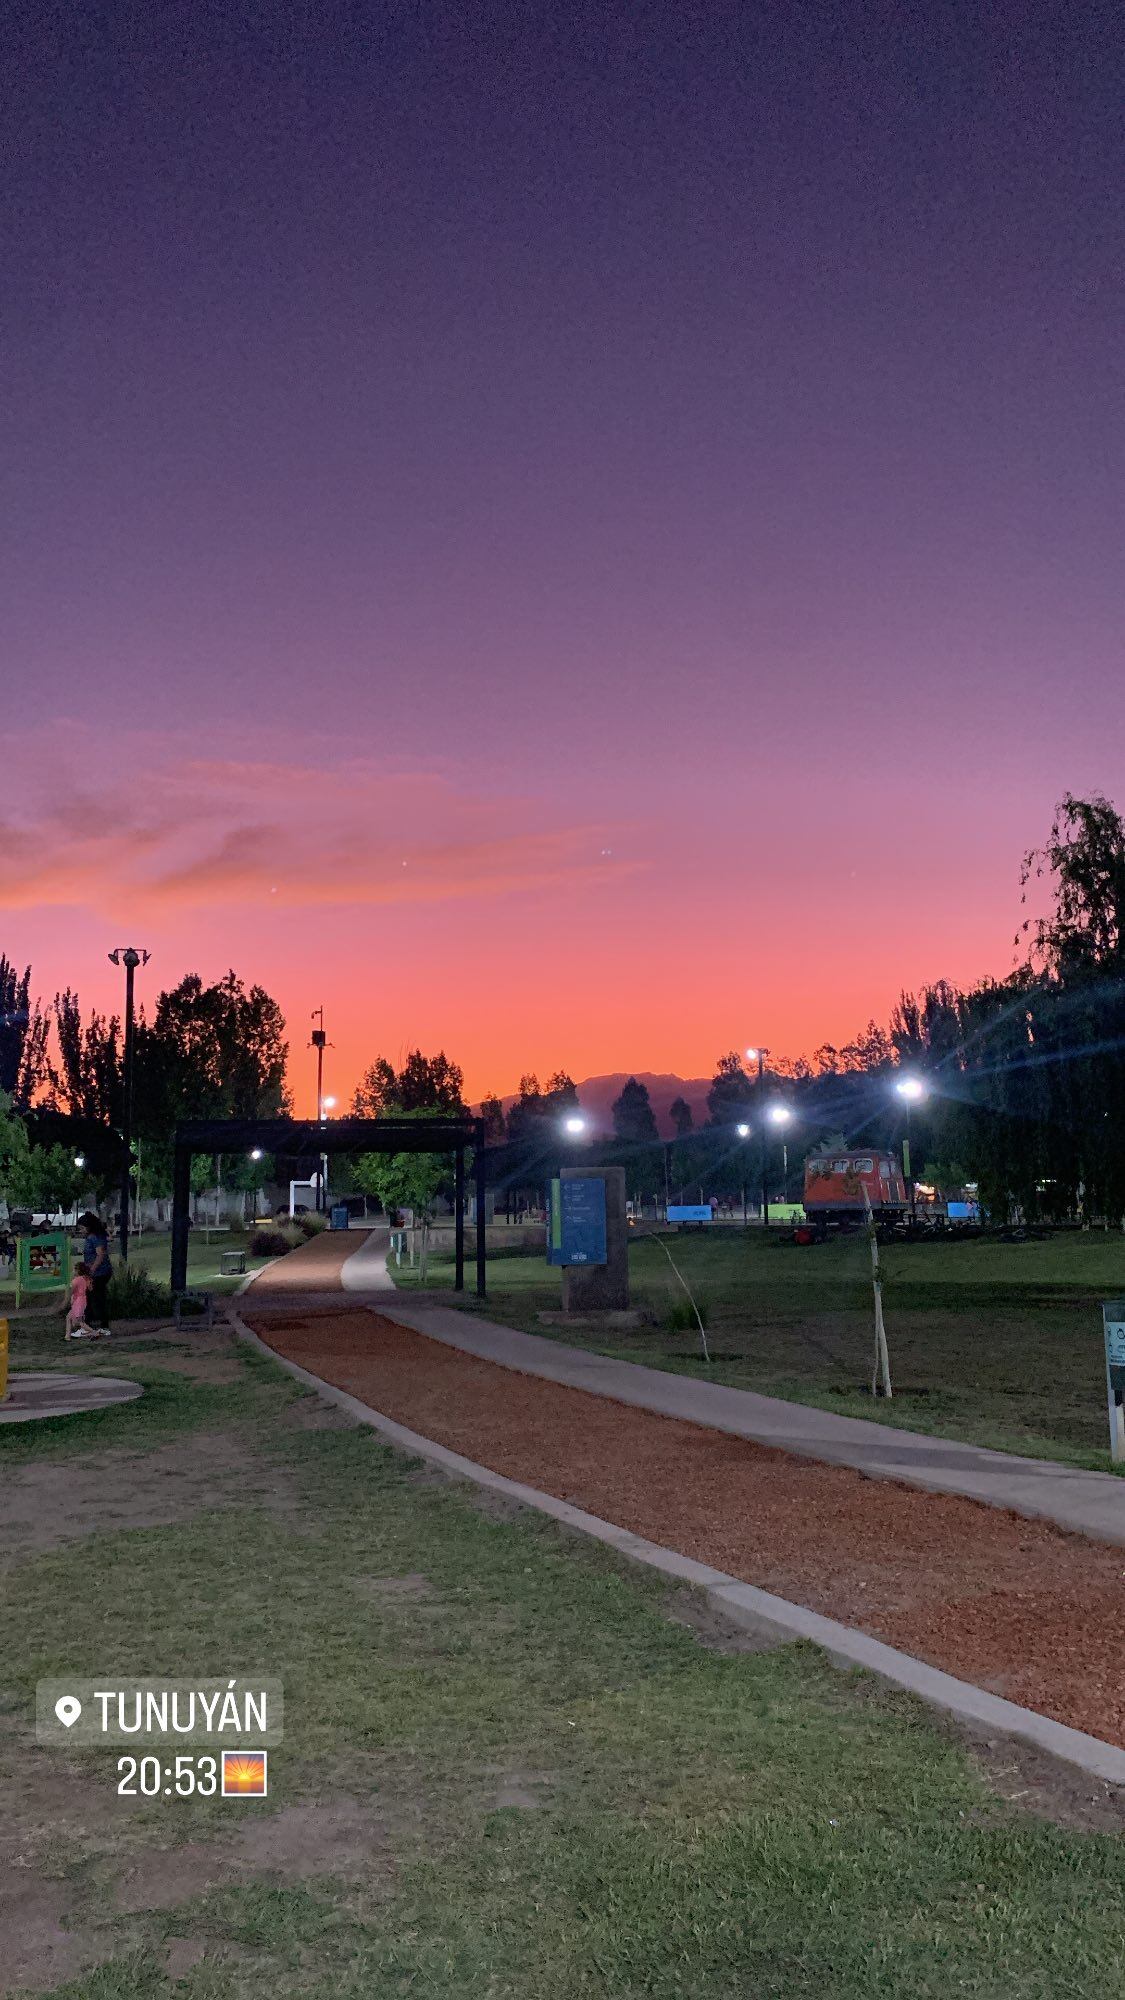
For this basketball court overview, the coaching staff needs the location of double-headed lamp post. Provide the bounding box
[894,1075,927,1221]
[108,947,149,1262]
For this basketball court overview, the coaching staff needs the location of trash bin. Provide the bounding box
[0,1318,8,1403]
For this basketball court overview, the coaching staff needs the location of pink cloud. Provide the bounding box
[0,735,642,913]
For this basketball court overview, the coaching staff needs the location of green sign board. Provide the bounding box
[16,1231,72,1306]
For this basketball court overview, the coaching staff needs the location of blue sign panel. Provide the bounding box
[547,1177,607,1266]
[330,1204,351,1231]
[667,1205,713,1224]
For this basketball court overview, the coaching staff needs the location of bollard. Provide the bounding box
[0,1317,8,1403]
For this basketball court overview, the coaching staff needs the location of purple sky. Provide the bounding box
[3,1,1123,1103]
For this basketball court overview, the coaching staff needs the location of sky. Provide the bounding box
[4,0,1123,1112]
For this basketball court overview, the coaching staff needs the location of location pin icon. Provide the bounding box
[54,1696,82,1729]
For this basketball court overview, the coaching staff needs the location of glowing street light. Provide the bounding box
[249,1148,264,1161]
[893,1076,927,1219]
[323,1095,337,1111]
[736,1122,750,1138]
[767,1103,792,1126]
[563,1115,587,1136]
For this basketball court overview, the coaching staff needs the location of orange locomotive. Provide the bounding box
[802,1149,909,1228]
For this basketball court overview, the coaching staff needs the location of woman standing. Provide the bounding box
[78,1211,113,1336]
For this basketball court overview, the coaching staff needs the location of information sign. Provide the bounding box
[16,1231,72,1307]
[329,1204,350,1232]
[1102,1298,1125,1462]
[547,1177,608,1266]
[666,1205,713,1224]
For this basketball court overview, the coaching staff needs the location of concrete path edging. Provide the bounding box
[373,1298,1125,1547]
[232,1308,1125,1789]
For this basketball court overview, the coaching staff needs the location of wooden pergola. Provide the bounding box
[171,1115,488,1296]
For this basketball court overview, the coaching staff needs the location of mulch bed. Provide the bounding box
[245,1305,1125,1747]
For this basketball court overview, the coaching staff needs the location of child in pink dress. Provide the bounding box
[66,1261,95,1340]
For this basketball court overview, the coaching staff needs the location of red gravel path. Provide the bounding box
[248,1231,359,1292]
[247,1304,1125,1746]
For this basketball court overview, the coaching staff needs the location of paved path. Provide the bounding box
[381,1299,1125,1547]
[238,1234,1125,1546]
[340,1227,395,1293]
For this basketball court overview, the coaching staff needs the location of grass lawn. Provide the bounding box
[3,1322,1125,1996]
[0,1229,272,1335]
[395,1227,1125,1471]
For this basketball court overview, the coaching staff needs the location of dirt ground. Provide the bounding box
[246,1305,1125,1749]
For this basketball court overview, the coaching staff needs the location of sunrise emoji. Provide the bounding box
[221,1751,267,1797]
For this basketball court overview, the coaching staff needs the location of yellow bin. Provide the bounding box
[0,1317,8,1403]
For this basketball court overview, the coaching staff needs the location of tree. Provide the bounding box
[49,992,121,1124]
[352,1057,398,1117]
[0,1089,30,1212]
[479,1093,506,1145]
[352,1106,458,1281]
[668,1095,694,1138]
[137,972,290,1128]
[706,1053,752,1125]
[352,1050,465,1116]
[0,958,48,1110]
[1021,792,1125,976]
[506,1074,544,1143]
[6,1142,86,1220]
[612,1077,659,1145]
[542,1071,580,1113]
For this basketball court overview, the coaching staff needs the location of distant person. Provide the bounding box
[65,1261,96,1341]
[79,1211,113,1335]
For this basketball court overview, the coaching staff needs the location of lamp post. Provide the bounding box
[746,1047,769,1225]
[108,947,149,1262]
[310,1009,334,1211]
[765,1103,792,1227]
[894,1075,927,1222]
[737,1123,750,1225]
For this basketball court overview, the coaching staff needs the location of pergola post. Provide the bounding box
[454,1142,465,1292]
[171,1138,192,1293]
[474,1128,487,1298]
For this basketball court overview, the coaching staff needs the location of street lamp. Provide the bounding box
[310,1008,334,1210]
[563,1115,586,1135]
[736,1124,751,1225]
[768,1104,793,1207]
[108,946,149,1261]
[74,1154,85,1169]
[894,1075,928,1220]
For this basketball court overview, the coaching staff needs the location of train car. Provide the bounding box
[802,1149,908,1229]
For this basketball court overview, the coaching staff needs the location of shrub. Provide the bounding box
[295,1212,328,1238]
[106,1264,174,1320]
[665,1297,709,1334]
[250,1225,298,1257]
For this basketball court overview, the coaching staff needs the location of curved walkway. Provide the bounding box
[381,1299,1125,1547]
[237,1302,1125,1770]
[237,1229,1125,1545]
